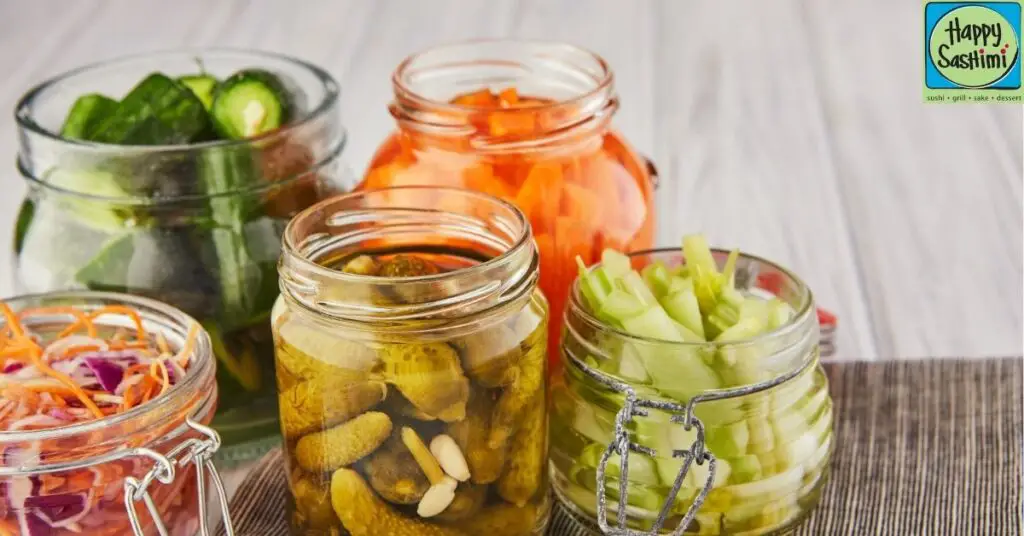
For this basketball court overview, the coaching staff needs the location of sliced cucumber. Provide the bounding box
[61,94,117,139]
[210,69,292,139]
[178,74,219,110]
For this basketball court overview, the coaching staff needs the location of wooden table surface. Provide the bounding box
[0,0,1020,499]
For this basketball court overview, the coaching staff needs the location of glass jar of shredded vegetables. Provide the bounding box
[0,291,232,536]
[274,187,550,535]
[12,50,353,461]
[359,40,657,367]
[550,247,834,535]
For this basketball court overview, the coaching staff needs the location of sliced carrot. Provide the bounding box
[498,87,520,107]
[515,162,564,234]
[451,88,498,107]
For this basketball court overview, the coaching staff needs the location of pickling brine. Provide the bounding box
[274,188,550,535]
[358,40,656,365]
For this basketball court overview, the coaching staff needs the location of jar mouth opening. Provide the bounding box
[15,48,344,204]
[0,291,214,445]
[15,48,340,152]
[280,186,536,325]
[390,39,615,143]
[567,247,816,348]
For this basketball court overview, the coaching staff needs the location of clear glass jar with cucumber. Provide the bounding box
[550,235,834,535]
[11,50,352,462]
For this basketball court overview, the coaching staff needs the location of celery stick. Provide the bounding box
[660,289,706,340]
[618,271,659,307]
[579,443,662,486]
[617,344,650,382]
[706,420,750,458]
[667,275,694,294]
[601,289,647,321]
[673,319,705,343]
[602,248,632,277]
[641,261,672,298]
[720,248,740,286]
[767,298,796,330]
[716,317,765,343]
[728,454,763,484]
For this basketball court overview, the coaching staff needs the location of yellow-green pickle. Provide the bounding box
[275,189,551,535]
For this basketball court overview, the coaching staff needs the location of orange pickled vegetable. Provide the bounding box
[360,87,655,364]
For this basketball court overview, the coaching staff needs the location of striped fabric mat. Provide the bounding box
[217,358,1023,535]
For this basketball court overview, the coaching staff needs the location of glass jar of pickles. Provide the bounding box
[358,40,657,364]
[550,244,834,535]
[273,187,551,535]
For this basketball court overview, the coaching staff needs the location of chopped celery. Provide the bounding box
[767,298,796,330]
[600,289,647,322]
[716,317,765,343]
[746,421,775,455]
[618,270,659,307]
[720,248,740,286]
[728,454,763,484]
[660,289,706,340]
[667,275,694,294]
[602,248,632,277]
[616,344,650,382]
[578,443,661,486]
[722,462,804,501]
[641,262,672,298]
[673,319,705,343]
[706,420,750,458]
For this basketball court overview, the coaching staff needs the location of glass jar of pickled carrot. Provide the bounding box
[274,187,550,535]
[359,40,656,363]
[0,291,232,536]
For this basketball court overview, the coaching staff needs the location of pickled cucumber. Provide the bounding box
[364,434,430,505]
[291,475,338,529]
[275,323,379,383]
[449,503,539,536]
[434,483,487,521]
[383,389,438,421]
[330,468,465,536]
[489,336,544,449]
[497,391,546,507]
[343,255,382,276]
[447,390,507,485]
[379,343,470,422]
[295,412,392,472]
[379,254,441,277]
[452,323,520,387]
[279,378,386,438]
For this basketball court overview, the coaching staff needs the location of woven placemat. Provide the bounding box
[218,358,1023,535]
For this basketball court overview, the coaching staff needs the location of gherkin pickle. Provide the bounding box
[291,475,338,530]
[434,483,487,521]
[447,390,507,485]
[379,254,441,277]
[449,503,541,536]
[364,434,431,504]
[488,330,545,449]
[279,378,386,438]
[497,391,547,507]
[330,468,465,536]
[294,412,393,472]
[378,343,470,422]
[452,323,520,387]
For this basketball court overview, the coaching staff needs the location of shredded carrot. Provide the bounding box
[150,359,171,397]
[156,332,170,355]
[176,323,200,368]
[27,306,98,338]
[88,305,147,341]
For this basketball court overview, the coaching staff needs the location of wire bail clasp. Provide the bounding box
[123,418,234,536]
[594,386,717,536]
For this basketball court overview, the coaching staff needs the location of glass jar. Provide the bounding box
[358,40,657,365]
[12,50,353,461]
[274,187,550,535]
[0,291,232,536]
[550,249,834,535]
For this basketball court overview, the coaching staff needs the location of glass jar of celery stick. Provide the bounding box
[550,246,834,535]
[11,50,352,462]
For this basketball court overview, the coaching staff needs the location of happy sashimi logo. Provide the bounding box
[924,1,1023,102]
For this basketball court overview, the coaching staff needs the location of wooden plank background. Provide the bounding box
[0,0,1019,362]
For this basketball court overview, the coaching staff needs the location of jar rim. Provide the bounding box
[280,186,537,327]
[567,247,816,348]
[15,48,345,205]
[389,39,617,148]
[0,291,215,446]
[15,48,340,153]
